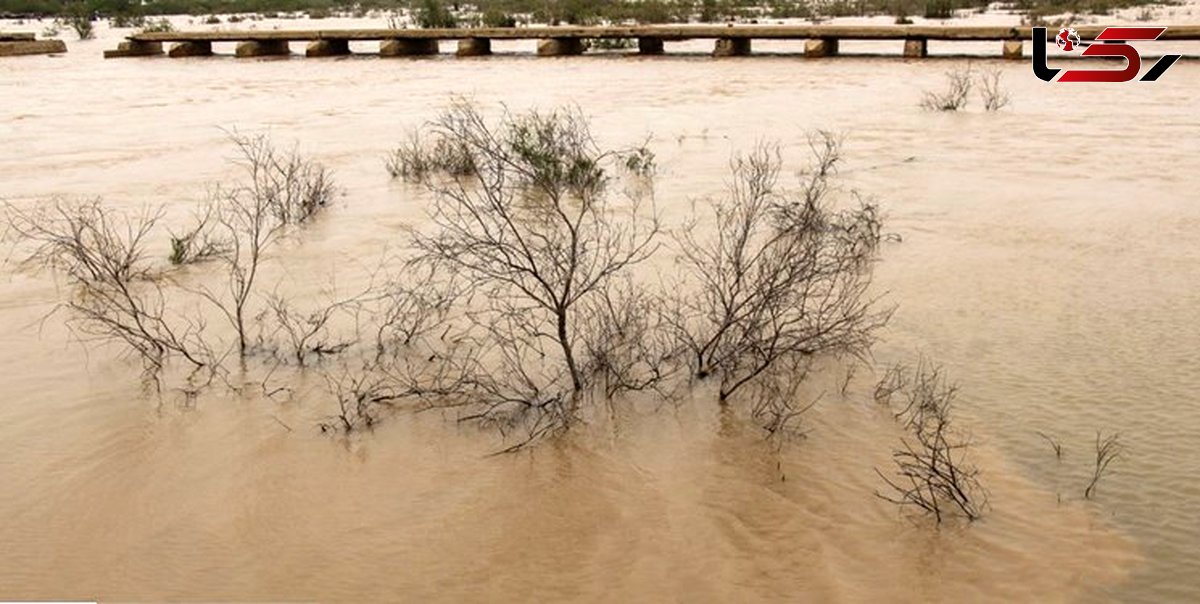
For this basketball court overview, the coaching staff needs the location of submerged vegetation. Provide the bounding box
[60,2,93,39]
[4,101,893,456]
[4,199,213,375]
[1084,431,1122,499]
[921,65,973,112]
[673,136,888,402]
[977,67,1011,112]
[385,130,476,181]
[30,97,1165,529]
[385,103,888,444]
[2,133,339,384]
[921,64,1011,113]
[874,360,988,522]
[394,103,664,445]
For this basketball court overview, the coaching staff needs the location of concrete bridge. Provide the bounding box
[0,32,67,56]
[102,24,1200,60]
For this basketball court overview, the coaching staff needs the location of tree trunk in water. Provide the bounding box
[557,310,582,391]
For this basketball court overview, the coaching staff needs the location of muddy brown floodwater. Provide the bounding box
[1,16,1199,603]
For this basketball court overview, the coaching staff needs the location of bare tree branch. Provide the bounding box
[874,360,987,523]
[395,101,663,446]
[673,135,891,402]
[1084,431,1122,499]
[3,198,213,377]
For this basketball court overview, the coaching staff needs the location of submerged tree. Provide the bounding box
[399,101,663,443]
[673,135,890,402]
[2,199,211,377]
[921,65,974,112]
[977,67,1011,112]
[193,133,337,358]
[2,133,338,386]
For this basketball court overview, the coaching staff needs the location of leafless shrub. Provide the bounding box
[1084,431,1122,499]
[193,133,338,357]
[888,359,959,433]
[367,307,579,450]
[397,101,662,446]
[228,132,337,226]
[2,132,338,383]
[977,67,1011,111]
[2,199,211,376]
[921,65,973,111]
[439,315,582,449]
[875,361,986,523]
[673,135,890,403]
[195,190,284,357]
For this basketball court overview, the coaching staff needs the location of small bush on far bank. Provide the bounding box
[412,0,455,28]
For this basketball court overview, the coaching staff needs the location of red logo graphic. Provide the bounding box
[1056,27,1081,51]
[1033,26,1182,82]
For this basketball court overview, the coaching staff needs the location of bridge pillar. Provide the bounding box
[637,37,664,55]
[713,37,750,56]
[537,37,585,56]
[457,37,491,56]
[903,38,927,58]
[236,39,290,57]
[1002,39,1024,60]
[381,38,439,56]
[306,39,350,57]
[168,40,212,57]
[103,40,163,58]
[805,37,838,58]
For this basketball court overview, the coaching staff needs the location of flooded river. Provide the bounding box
[1,15,1199,602]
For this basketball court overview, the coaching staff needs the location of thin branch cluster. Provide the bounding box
[673,135,890,404]
[1084,431,1122,500]
[874,360,988,523]
[921,64,1011,112]
[3,200,212,377]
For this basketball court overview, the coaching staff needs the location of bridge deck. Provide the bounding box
[125,24,1200,43]
[103,24,1200,59]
